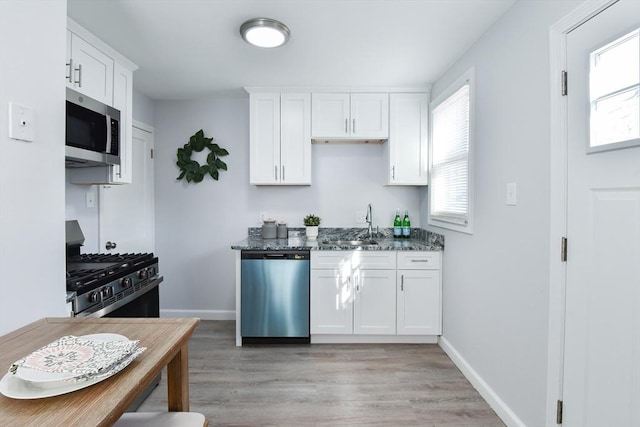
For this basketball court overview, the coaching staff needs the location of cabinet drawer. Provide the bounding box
[396,252,441,269]
[312,251,396,269]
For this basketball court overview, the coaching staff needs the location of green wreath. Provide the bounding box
[176,129,229,183]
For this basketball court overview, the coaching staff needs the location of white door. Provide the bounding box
[563,1,640,426]
[99,125,155,254]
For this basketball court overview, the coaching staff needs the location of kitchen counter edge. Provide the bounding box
[231,237,444,252]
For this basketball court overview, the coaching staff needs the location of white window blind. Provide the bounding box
[430,83,470,226]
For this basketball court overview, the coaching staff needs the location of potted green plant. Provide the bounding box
[303,214,321,239]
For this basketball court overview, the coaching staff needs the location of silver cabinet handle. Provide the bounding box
[274,165,278,181]
[105,241,117,250]
[282,165,285,181]
[352,118,356,134]
[392,166,395,180]
[345,118,348,134]
[401,274,404,291]
[66,59,73,83]
[411,259,430,263]
[75,63,82,87]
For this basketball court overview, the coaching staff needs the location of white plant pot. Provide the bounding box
[305,226,319,239]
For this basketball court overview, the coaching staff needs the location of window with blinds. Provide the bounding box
[428,68,474,233]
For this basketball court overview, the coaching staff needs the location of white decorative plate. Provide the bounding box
[1,334,145,399]
[14,333,130,384]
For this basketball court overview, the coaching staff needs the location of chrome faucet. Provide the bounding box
[366,203,373,239]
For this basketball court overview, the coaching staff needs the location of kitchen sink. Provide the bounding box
[321,239,379,246]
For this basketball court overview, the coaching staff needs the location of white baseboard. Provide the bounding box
[160,309,235,320]
[439,337,525,427]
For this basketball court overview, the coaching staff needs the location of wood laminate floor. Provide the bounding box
[137,321,504,426]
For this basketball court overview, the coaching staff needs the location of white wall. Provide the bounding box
[0,0,68,334]
[424,1,582,426]
[133,89,156,126]
[154,96,420,316]
[65,179,100,253]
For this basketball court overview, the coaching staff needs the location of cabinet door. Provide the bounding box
[250,93,281,184]
[280,93,311,185]
[311,269,353,334]
[388,93,428,185]
[69,33,114,105]
[353,269,396,335]
[311,93,350,138]
[397,270,441,335]
[110,62,133,183]
[350,93,389,139]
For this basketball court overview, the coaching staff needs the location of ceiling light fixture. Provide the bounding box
[240,18,290,48]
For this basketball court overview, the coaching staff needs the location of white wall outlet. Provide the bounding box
[8,102,35,142]
[85,190,96,208]
[506,182,517,206]
[355,210,367,224]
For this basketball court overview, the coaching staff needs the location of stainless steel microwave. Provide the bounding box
[65,88,120,168]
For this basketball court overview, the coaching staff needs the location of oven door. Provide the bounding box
[105,284,159,318]
[81,277,162,318]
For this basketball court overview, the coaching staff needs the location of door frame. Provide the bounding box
[546,1,617,425]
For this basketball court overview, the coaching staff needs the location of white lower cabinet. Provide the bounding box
[310,269,353,334]
[353,269,396,335]
[311,250,442,342]
[396,251,442,335]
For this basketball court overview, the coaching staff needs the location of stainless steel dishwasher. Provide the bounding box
[241,250,310,344]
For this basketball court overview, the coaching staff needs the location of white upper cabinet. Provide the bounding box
[66,18,137,185]
[250,92,311,185]
[66,30,114,106]
[386,93,429,185]
[311,93,389,141]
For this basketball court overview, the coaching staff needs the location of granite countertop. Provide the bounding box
[231,227,444,251]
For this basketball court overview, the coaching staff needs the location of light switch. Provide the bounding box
[8,102,35,142]
[506,182,517,206]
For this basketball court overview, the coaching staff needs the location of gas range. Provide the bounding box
[65,221,163,317]
[67,252,160,316]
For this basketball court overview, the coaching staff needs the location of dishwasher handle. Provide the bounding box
[241,250,310,260]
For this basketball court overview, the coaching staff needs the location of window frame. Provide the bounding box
[427,67,475,234]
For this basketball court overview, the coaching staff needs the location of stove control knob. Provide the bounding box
[147,266,156,277]
[120,277,132,288]
[88,291,100,303]
[102,287,113,299]
[138,269,148,280]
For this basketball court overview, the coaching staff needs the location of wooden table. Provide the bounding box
[0,317,199,427]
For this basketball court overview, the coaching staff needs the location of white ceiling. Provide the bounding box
[67,0,515,100]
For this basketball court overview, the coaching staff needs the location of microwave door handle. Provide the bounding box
[105,115,112,154]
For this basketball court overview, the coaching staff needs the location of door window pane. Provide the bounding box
[589,28,640,150]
